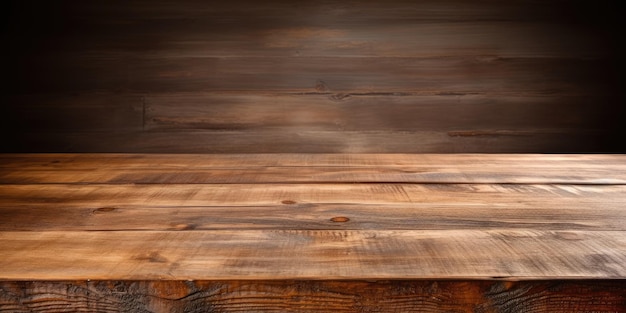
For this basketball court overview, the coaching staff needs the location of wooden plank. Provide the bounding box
[3,93,609,133]
[2,153,624,184]
[1,229,625,280]
[8,56,610,94]
[14,22,608,59]
[2,166,625,184]
[2,153,623,170]
[2,183,624,207]
[55,0,595,24]
[144,94,607,132]
[2,91,618,153]
[4,0,621,155]
[0,129,610,153]
[1,280,624,313]
[1,202,624,232]
[0,154,623,311]
[3,94,144,131]
[6,1,611,59]
[1,183,624,231]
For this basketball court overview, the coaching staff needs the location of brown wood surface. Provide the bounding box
[2,153,625,184]
[4,129,610,153]
[0,154,624,280]
[1,153,625,311]
[1,280,624,313]
[2,0,623,153]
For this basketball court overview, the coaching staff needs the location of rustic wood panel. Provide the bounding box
[144,94,608,131]
[1,280,624,313]
[8,56,612,94]
[2,154,624,184]
[1,202,625,232]
[2,94,144,131]
[1,229,625,280]
[5,0,617,94]
[2,154,625,232]
[2,0,623,152]
[2,183,625,207]
[2,91,616,153]
[2,153,623,170]
[0,129,609,153]
[4,93,609,132]
[32,22,606,59]
[0,153,624,310]
[49,0,617,25]
[5,0,614,58]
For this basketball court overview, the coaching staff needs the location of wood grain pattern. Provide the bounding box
[1,280,624,313]
[3,94,144,131]
[6,0,614,59]
[2,153,623,169]
[1,229,625,280]
[143,94,607,131]
[2,0,623,153]
[2,154,624,184]
[1,153,625,311]
[2,184,625,231]
[0,129,610,153]
[0,154,625,280]
[9,56,612,94]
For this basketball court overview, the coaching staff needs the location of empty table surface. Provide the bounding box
[1,154,625,312]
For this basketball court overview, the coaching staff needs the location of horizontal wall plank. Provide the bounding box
[145,94,608,131]
[3,0,622,153]
[4,92,611,141]
[2,94,144,131]
[1,229,625,280]
[7,56,612,94]
[1,280,624,313]
[10,22,608,59]
[8,0,614,59]
[1,129,610,153]
[55,0,596,23]
[1,153,624,170]
[2,165,625,185]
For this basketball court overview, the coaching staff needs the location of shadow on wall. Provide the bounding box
[1,0,624,153]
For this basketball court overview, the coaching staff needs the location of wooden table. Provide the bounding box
[1,154,625,312]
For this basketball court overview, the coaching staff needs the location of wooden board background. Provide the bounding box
[1,0,624,152]
[1,154,625,311]
[2,154,626,281]
[1,280,625,313]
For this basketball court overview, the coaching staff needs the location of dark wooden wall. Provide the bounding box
[2,0,624,153]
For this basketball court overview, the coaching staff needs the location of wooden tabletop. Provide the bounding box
[1,154,625,281]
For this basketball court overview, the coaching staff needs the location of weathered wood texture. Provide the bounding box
[2,153,625,184]
[1,280,624,313]
[2,0,624,152]
[2,229,626,280]
[0,154,625,311]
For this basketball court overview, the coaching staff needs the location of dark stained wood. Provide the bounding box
[2,0,623,153]
[3,94,144,131]
[5,1,614,58]
[144,94,607,131]
[8,56,612,94]
[0,129,610,153]
[1,280,624,313]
